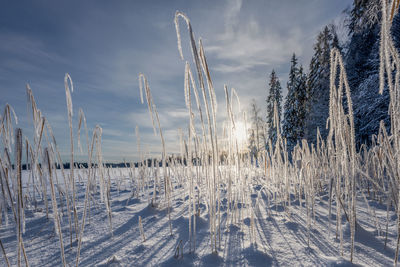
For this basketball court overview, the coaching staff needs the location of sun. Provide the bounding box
[233,121,247,146]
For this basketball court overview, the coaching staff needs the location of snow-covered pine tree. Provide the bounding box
[304,25,339,145]
[283,54,298,149]
[282,54,308,150]
[266,70,283,149]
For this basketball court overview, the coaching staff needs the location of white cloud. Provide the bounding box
[222,0,243,39]
[205,15,304,74]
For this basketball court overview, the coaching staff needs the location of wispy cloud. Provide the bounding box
[205,2,304,74]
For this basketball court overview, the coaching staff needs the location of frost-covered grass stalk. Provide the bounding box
[184,62,195,252]
[0,238,10,267]
[15,128,29,267]
[378,1,400,265]
[64,73,79,241]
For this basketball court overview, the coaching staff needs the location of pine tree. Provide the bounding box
[282,54,308,149]
[305,25,339,145]
[266,70,282,148]
[348,0,380,35]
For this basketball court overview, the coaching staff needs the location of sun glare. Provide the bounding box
[233,121,247,146]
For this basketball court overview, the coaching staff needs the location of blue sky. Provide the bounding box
[0,0,352,162]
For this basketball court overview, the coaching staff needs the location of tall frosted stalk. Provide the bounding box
[378,1,400,265]
[64,73,78,241]
[15,129,28,267]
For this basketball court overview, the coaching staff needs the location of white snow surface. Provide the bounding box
[0,168,397,266]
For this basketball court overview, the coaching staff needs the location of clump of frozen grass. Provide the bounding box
[327,48,356,261]
[175,10,221,252]
[138,73,172,236]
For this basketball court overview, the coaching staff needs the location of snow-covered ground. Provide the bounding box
[0,168,397,266]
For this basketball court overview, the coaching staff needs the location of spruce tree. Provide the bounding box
[283,54,298,148]
[282,54,307,149]
[304,25,339,145]
[266,70,282,148]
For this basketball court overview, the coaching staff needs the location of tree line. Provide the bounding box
[248,0,400,156]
